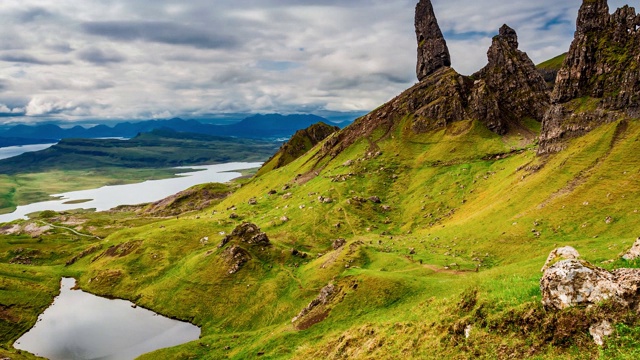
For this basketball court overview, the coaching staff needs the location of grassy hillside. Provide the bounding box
[3,113,640,358]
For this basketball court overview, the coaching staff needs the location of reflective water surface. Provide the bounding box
[14,278,200,360]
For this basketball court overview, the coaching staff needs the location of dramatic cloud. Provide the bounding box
[0,0,632,124]
[82,21,238,50]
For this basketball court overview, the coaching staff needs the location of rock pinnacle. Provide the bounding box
[415,0,451,81]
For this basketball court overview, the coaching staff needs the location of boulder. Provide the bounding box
[541,258,640,311]
[541,246,580,272]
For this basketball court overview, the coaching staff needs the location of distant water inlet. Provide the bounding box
[0,162,262,223]
[14,278,201,360]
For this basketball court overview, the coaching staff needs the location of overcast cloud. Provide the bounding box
[0,0,632,124]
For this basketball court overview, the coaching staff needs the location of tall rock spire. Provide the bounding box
[415,0,451,81]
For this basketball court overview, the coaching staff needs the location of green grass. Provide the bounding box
[537,53,567,70]
[3,117,640,358]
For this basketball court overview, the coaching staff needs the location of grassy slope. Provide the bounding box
[536,53,567,70]
[2,116,640,359]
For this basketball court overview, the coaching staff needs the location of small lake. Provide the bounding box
[0,162,262,223]
[14,278,200,360]
[0,143,57,160]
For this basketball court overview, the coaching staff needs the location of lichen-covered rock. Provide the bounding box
[540,259,617,310]
[622,238,640,260]
[415,0,451,81]
[541,258,640,311]
[539,0,640,154]
[541,246,580,272]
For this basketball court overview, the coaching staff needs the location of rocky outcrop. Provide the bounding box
[539,0,640,154]
[471,25,550,134]
[541,259,640,311]
[314,6,551,163]
[218,223,271,248]
[291,283,339,329]
[415,0,451,81]
[217,223,271,274]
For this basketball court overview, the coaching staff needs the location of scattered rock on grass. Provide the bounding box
[332,238,346,250]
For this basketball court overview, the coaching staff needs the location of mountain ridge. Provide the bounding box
[0,114,339,143]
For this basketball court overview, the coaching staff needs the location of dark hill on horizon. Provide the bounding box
[0,114,341,144]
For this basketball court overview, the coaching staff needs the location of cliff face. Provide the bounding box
[539,0,640,154]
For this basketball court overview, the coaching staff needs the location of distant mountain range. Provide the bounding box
[0,114,341,146]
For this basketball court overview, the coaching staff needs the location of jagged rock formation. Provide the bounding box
[317,12,549,161]
[539,0,640,154]
[471,25,551,134]
[415,0,451,80]
[257,122,339,176]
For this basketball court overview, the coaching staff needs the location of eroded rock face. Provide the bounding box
[539,0,640,154]
[415,0,451,81]
[541,259,640,311]
[223,245,250,274]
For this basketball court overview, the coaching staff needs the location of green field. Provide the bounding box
[2,114,640,359]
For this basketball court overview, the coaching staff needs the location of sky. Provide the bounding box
[0,0,632,125]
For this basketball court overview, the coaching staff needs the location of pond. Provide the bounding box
[0,162,262,223]
[14,278,201,360]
